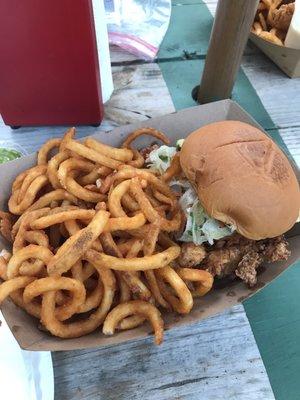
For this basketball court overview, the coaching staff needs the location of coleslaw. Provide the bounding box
[147,143,235,245]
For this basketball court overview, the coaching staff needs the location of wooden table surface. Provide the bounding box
[0,1,299,399]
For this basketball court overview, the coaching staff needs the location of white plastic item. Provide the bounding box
[0,311,54,400]
[285,0,300,49]
[104,0,171,60]
[92,0,114,103]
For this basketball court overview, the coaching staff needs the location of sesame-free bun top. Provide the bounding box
[180,120,299,240]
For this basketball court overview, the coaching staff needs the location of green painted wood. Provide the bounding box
[158,59,285,145]
[158,1,300,399]
[159,1,258,59]
[244,260,300,400]
[158,3,212,59]
[173,0,203,4]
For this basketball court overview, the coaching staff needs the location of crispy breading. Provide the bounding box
[205,246,242,277]
[214,233,252,249]
[203,234,290,287]
[140,144,159,161]
[262,235,291,262]
[235,250,263,287]
[271,2,295,31]
[178,242,206,268]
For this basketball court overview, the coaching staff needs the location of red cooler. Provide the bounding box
[0,0,104,127]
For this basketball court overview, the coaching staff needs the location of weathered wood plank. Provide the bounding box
[104,64,175,124]
[279,127,300,165]
[242,53,300,130]
[109,45,142,64]
[52,305,274,400]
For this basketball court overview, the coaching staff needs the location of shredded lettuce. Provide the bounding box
[201,219,234,244]
[147,143,234,245]
[176,139,184,150]
[178,183,234,245]
[147,145,177,173]
[147,139,184,173]
[169,178,191,190]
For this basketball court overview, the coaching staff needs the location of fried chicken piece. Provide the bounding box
[235,250,263,287]
[204,246,243,277]
[203,235,291,287]
[214,233,252,249]
[140,144,159,161]
[271,2,295,31]
[262,235,291,262]
[178,242,206,268]
[181,233,291,287]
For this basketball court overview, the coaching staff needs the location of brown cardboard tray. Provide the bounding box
[250,32,300,78]
[0,99,299,351]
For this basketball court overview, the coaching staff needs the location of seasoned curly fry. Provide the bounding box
[65,140,121,170]
[7,245,54,279]
[122,127,170,149]
[47,210,110,276]
[85,137,133,162]
[59,127,76,152]
[161,153,182,182]
[104,213,146,232]
[127,149,145,168]
[103,300,164,345]
[122,239,151,302]
[142,223,170,309]
[30,209,96,230]
[41,267,116,338]
[9,175,49,215]
[47,151,70,189]
[156,266,193,314]
[177,268,214,297]
[58,158,106,203]
[0,126,215,345]
[0,276,35,304]
[130,177,181,232]
[26,189,79,212]
[38,138,61,165]
[259,30,284,45]
[86,245,181,272]
[23,276,86,321]
[17,165,47,203]
[13,208,51,252]
[77,271,103,314]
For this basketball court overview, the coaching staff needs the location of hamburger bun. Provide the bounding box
[180,120,299,240]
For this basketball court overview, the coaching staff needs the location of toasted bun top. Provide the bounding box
[180,120,299,240]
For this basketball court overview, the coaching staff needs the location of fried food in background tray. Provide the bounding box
[252,0,295,45]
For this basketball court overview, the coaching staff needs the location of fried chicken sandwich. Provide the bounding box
[148,120,299,287]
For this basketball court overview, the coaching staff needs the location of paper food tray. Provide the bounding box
[250,32,300,78]
[0,99,299,351]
